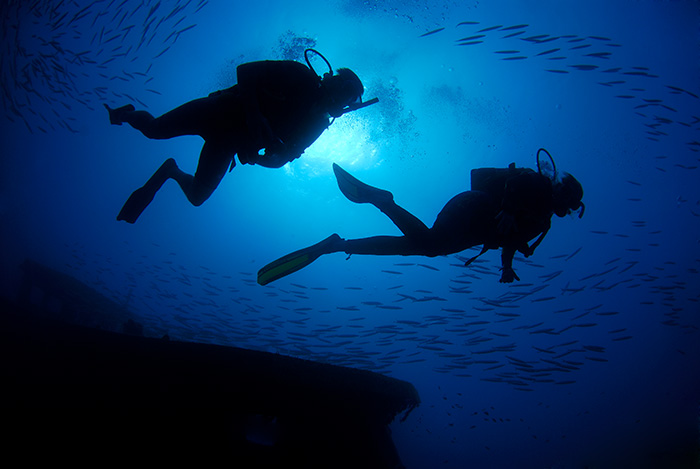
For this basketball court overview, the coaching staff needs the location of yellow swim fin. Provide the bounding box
[257,234,342,286]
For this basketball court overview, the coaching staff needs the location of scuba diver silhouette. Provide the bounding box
[105,49,378,223]
[257,149,584,285]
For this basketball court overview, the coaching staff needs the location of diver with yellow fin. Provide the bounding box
[257,149,584,285]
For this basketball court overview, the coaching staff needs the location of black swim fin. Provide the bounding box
[117,185,157,223]
[257,234,342,286]
[104,103,135,125]
[332,163,392,205]
[117,158,176,223]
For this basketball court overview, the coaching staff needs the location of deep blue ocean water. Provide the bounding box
[1,1,699,467]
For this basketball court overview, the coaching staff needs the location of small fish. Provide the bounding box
[457,34,485,41]
[566,246,583,260]
[500,24,529,31]
[570,64,599,71]
[478,25,503,33]
[522,34,550,41]
[585,52,611,59]
[420,27,445,38]
[456,40,483,46]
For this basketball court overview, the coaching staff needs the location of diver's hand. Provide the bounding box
[495,210,517,236]
[519,245,534,258]
[499,266,520,283]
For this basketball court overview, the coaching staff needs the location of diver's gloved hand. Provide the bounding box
[495,210,517,236]
[499,266,520,283]
[519,244,534,258]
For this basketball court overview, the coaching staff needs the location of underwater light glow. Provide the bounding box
[284,115,381,178]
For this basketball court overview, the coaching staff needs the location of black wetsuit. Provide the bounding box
[340,167,554,264]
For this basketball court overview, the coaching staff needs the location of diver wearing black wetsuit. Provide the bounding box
[106,60,365,223]
[257,163,584,285]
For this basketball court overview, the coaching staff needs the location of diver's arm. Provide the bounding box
[499,246,520,283]
[495,210,517,237]
[501,172,550,213]
[496,174,530,237]
[521,227,549,257]
[257,113,330,168]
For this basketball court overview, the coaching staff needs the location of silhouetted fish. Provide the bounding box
[536,48,560,56]
[501,24,529,31]
[420,27,445,37]
[478,25,503,32]
[457,34,486,41]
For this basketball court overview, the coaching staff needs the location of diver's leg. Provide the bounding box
[169,139,233,206]
[106,97,214,140]
[339,192,499,257]
[375,200,431,241]
[341,235,428,256]
[116,140,231,222]
[257,234,426,286]
[332,164,430,240]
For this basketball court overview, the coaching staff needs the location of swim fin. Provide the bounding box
[104,103,135,125]
[117,185,157,223]
[117,158,176,223]
[332,163,393,205]
[257,234,342,286]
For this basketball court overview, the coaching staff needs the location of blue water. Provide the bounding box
[1,1,699,467]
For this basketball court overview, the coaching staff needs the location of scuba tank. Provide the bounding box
[471,163,528,196]
[471,148,557,195]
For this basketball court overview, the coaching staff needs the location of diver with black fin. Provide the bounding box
[257,149,584,285]
[106,49,378,223]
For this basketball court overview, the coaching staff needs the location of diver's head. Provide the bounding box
[321,68,364,118]
[552,172,584,218]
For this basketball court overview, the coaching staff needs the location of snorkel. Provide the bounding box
[304,48,378,118]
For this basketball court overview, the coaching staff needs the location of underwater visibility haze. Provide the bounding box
[1,0,699,467]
